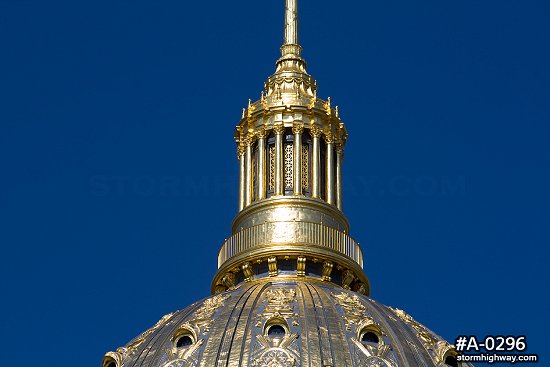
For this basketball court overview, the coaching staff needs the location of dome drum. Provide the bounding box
[212,250,369,296]
[232,196,350,233]
[220,220,362,268]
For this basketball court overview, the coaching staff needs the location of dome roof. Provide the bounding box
[103,280,463,367]
[103,3,468,367]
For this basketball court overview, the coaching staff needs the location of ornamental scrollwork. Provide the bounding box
[250,287,300,367]
[112,311,176,359]
[190,294,231,333]
[389,307,438,347]
[331,291,368,330]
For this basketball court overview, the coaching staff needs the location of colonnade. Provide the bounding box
[238,125,343,211]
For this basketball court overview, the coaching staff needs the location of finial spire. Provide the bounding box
[278,0,305,71]
[284,0,299,45]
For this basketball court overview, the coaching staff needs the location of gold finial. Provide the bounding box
[278,0,305,71]
[325,97,332,115]
[247,99,256,118]
[284,0,299,46]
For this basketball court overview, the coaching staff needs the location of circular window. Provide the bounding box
[445,355,458,367]
[176,335,194,348]
[361,331,380,344]
[102,357,118,367]
[267,324,286,338]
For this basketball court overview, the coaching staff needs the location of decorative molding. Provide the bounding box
[268,256,278,276]
[296,256,306,276]
[242,262,254,281]
[292,124,304,135]
[273,124,285,135]
[322,261,333,281]
[190,294,231,333]
[310,125,323,138]
[221,272,236,289]
[331,291,368,331]
[342,269,355,289]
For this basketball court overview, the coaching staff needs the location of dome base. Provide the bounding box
[103,280,469,367]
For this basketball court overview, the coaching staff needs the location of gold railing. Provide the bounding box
[218,221,363,269]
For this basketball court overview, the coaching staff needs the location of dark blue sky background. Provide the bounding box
[1,0,548,365]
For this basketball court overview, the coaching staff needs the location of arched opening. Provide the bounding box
[172,327,196,351]
[361,331,379,345]
[445,355,459,367]
[176,335,193,348]
[102,356,118,367]
[267,324,286,338]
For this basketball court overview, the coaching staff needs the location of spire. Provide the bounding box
[284,0,299,46]
[278,0,305,72]
[212,0,368,297]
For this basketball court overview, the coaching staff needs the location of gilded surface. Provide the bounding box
[191,293,230,333]
[331,291,369,331]
[104,1,471,367]
[389,306,460,365]
[104,281,470,367]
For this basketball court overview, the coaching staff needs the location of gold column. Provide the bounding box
[245,137,253,206]
[293,124,303,195]
[311,127,321,198]
[274,124,285,195]
[257,129,266,200]
[336,143,343,210]
[325,132,334,205]
[238,145,245,211]
[284,0,299,45]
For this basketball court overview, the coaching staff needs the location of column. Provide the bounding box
[284,0,299,45]
[257,129,266,200]
[325,132,334,205]
[311,126,321,198]
[336,143,343,210]
[238,145,245,211]
[293,124,303,195]
[245,137,253,206]
[274,124,285,195]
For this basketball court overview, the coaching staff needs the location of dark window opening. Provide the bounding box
[105,362,116,367]
[306,260,322,277]
[235,270,245,285]
[283,130,295,195]
[176,335,193,348]
[330,268,342,285]
[253,141,259,201]
[319,139,327,200]
[445,356,458,367]
[278,259,294,273]
[254,261,269,277]
[267,324,286,338]
[361,331,379,344]
[266,132,276,198]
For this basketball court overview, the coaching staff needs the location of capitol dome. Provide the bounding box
[103,281,461,367]
[103,1,468,366]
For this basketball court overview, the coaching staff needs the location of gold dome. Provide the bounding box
[103,1,469,367]
[102,281,462,367]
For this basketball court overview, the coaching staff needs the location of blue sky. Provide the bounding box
[0,0,548,365]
